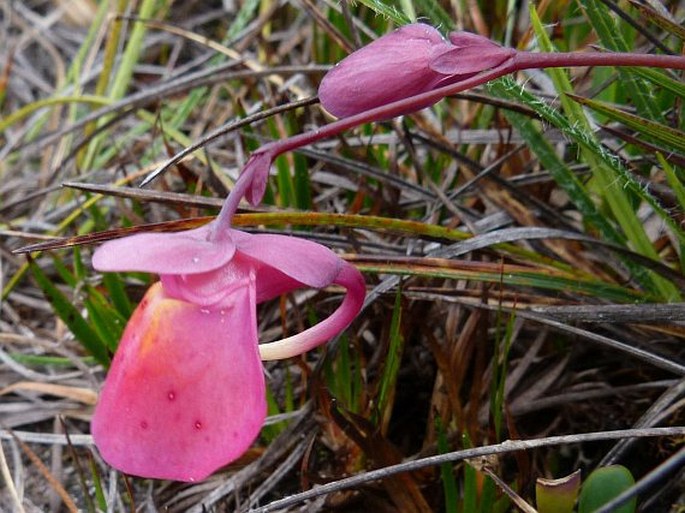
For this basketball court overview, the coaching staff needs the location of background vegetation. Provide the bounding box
[1,0,684,511]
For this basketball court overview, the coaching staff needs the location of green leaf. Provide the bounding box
[102,272,133,318]
[530,7,676,298]
[578,465,637,513]
[658,153,685,271]
[412,0,454,29]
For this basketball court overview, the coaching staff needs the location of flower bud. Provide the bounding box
[319,24,454,118]
[318,24,515,118]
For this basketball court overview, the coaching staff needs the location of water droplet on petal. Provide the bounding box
[140,420,149,429]
[167,391,176,401]
[192,256,200,263]
[200,308,210,314]
[194,421,203,430]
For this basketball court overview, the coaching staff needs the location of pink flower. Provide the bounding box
[318,23,515,118]
[91,166,365,481]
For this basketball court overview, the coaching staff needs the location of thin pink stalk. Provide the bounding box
[513,50,685,71]
[210,48,684,234]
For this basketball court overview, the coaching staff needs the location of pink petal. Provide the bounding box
[447,31,500,47]
[243,150,272,206]
[92,226,235,274]
[259,260,365,359]
[92,281,265,482]
[429,45,514,75]
[318,23,453,118]
[237,234,342,301]
[160,251,253,307]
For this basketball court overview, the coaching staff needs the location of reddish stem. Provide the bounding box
[214,48,685,232]
[513,50,685,71]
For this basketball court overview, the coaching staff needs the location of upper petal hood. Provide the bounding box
[92,225,235,274]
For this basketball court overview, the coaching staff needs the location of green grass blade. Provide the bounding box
[413,0,454,30]
[352,0,410,26]
[490,310,516,440]
[398,0,416,22]
[435,415,458,513]
[658,153,685,271]
[102,272,133,319]
[82,0,159,169]
[628,1,685,40]
[354,261,651,302]
[336,335,353,409]
[577,0,661,120]
[0,95,109,133]
[630,67,685,98]
[569,94,685,154]
[487,81,623,245]
[374,286,404,430]
[29,258,110,366]
[525,8,680,299]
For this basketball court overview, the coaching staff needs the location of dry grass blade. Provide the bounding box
[63,181,224,208]
[13,66,327,155]
[139,96,319,186]
[529,303,685,323]
[0,439,25,513]
[248,428,685,513]
[0,382,97,405]
[11,218,211,253]
[5,429,79,513]
[415,295,685,375]
[0,432,93,446]
[481,466,538,513]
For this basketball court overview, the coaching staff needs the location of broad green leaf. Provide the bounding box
[578,465,637,513]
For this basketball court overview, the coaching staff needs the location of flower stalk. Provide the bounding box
[196,24,684,212]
